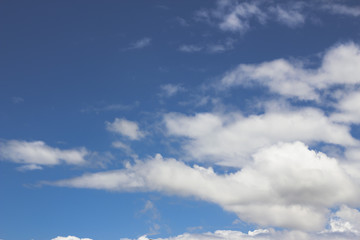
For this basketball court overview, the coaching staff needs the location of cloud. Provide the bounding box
[178,45,203,53]
[0,140,88,169]
[216,1,266,33]
[197,1,360,34]
[164,108,357,167]
[331,91,360,124]
[175,17,189,26]
[179,38,235,53]
[323,3,360,17]
[160,84,185,97]
[197,0,307,34]
[51,142,360,231]
[52,236,93,240]
[269,4,305,28]
[106,118,145,140]
[81,102,138,113]
[122,225,360,240]
[328,205,360,234]
[12,97,24,104]
[112,141,132,152]
[125,38,152,50]
[16,164,43,171]
[220,43,360,101]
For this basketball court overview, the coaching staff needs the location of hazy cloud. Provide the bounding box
[124,38,152,50]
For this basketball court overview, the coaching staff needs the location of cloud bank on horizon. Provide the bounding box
[1,0,360,240]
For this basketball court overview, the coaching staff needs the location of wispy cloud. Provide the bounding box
[179,38,235,54]
[179,44,203,53]
[323,3,360,17]
[160,84,185,97]
[81,102,139,114]
[12,97,24,104]
[175,16,189,26]
[124,37,152,50]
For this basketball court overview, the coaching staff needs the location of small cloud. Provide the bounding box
[175,17,189,26]
[16,164,43,171]
[160,84,185,97]
[125,38,152,50]
[186,226,203,232]
[106,118,145,140]
[12,97,24,104]
[178,44,203,53]
[52,236,93,240]
[179,39,236,54]
[0,140,89,169]
[81,102,139,114]
[270,5,305,27]
[112,141,138,159]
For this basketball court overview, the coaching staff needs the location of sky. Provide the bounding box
[1,0,360,239]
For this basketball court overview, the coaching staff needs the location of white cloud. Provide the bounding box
[217,1,266,33]
[81,102,138,113]
[329,205,360,234]
[331,91,360,124]
[52,236,92,240]
[179,45,203,52]
[0,140,88,169]
[106,118,144,140]
[16,164,43,171]
[164,108,357,167]
[51,142,360,231]
[122,228,360,240]
[270,5,305,27]
[323,3,360,17]
[179,38,235,53]
[197,0,309,34]
[220,43,360,101]
[112,141,131,152]
[198,1,360,34]
[160,84,185,97]
[125,38,152,50]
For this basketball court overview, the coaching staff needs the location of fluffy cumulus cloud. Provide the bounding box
[52,236,93,240]
[164,108,358,167]
[52,142,360,231]
[0,140,88,170]
[220,43,360,101]
[123,225,360,240]
[106,118,145,140]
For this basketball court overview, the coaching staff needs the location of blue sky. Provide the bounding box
[1,1,360,240]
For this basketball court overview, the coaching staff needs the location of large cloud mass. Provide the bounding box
[164,108,358,167]
[52,142,360,231]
